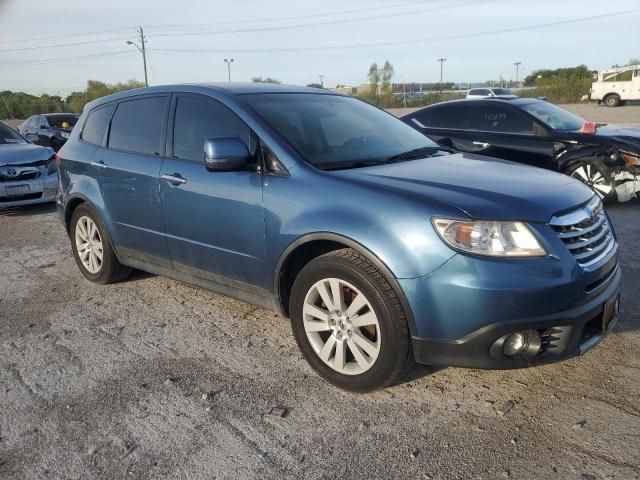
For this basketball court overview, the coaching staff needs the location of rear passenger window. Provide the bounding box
[108,96,167,155]
[467,104,533,134]
[81,105,114,146]
[428,104,469,129]
[173,96,251,163]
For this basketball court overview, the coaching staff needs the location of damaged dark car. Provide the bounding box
[402,98,640,202]
[0,121,57,208]
[19,113,79,152]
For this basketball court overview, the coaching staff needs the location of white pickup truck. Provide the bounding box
[589,64,640,107]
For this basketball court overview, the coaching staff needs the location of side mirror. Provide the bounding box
[204,137,250,172]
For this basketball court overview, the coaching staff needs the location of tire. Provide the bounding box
[290,248,413,392]
[604,94,621,107]
[565,158,617,203]
[70,204,131,284]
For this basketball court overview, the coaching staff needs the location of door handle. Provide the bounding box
[161,173,187,186]
[91,160,107,169]
[472,141,490,148]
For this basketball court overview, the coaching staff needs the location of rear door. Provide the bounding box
[93,94,171,265]
[35,116,49,146]
[160,93,266,288]
[410,102,479,150]
[464,102,555,169]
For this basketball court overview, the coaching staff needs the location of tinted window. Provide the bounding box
[244,93,438,169]
[428,104,469,129]
[108,96,167,155]
[467,104,533,133]
[46,114,79,128]
[173,96,251,162]
[0,122,26,144]
[38,117,48,128]
[492,88,512,96]
[81,105,114,146]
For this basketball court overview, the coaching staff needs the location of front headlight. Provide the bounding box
[433,218,547,257]
[61,132,70,139]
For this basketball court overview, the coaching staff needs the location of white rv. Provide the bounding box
[589,64,640,106]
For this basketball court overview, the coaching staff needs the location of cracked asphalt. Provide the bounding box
[0,200,639,480]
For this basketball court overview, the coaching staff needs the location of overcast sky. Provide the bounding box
[0,0,638,96]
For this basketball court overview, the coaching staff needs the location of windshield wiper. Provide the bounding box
[385,146,442,162]
[321,159,392,171]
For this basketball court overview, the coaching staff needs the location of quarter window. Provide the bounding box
[467,104,533,134]
[173,96,251,163]
[81,105,114,146]
[108,96,167,155]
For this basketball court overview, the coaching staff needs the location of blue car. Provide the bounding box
[56,84,621,391]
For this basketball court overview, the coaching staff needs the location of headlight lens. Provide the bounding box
[432,218,547,257]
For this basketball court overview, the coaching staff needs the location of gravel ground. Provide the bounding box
[0,201,639,480]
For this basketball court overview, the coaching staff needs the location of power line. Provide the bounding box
[147,0,498,39]
[0,50,135,68]
[142,0,445,28]
[0,26,137,45]
[0,36,135,54]
[149,9,639,54]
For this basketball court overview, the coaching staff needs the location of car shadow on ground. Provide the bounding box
[0,202,57,217]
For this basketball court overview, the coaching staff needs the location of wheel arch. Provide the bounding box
[273,232,418,335]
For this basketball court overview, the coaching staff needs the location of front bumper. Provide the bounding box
[412,264,621,369]
[0,174,57,208]
[402,239,621,369]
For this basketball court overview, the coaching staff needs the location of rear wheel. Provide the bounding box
[290,248,413,392]
[70,204,131,284]
[604,94,621,107]
[566,159,616,202]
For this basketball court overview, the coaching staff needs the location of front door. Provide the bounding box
[160,94,266,289]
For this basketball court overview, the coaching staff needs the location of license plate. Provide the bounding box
[603,294,620,332]
[5,184,30,197]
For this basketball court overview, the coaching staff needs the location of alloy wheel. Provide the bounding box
[75,216,104,274]
[302,278,381,375]
[570,164,613,199]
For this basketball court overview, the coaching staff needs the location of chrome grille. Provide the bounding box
[0,167,39,182]
[550,196,615,267]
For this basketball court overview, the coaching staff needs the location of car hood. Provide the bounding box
[334,153,593,222]
[593,124,640,150]
[0,143,55,166]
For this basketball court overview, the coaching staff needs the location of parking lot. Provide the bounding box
[0,197,639,479]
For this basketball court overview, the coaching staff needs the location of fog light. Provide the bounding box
[503,332,526,357]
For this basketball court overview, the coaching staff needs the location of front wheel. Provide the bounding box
[604,94,621,107]
[290,248,413,392]
[566,159,616,202]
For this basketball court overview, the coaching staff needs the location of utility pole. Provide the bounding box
[514,61,522,87]
[319,74,324,88]
[437,58,447,93]
[224,58,234,82]
[126,26,148,87]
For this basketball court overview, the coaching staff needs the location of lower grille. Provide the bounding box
[550,196,615,267]
[0,192,43,202]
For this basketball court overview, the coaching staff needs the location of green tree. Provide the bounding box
[252,76,281,83]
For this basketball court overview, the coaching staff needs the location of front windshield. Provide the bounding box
[520,101,585,131]
[492,88,512,95]
[0,122,27,145]
[243,93,439,169]
[47,114,79,129]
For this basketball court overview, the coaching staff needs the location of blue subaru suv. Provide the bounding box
[57,84,621,391]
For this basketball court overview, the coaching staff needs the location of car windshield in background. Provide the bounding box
[47,114,79,129]
[520,102,585,131]
[243,93,439,170]
[492,88,513,95]
[0,122,27,145]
